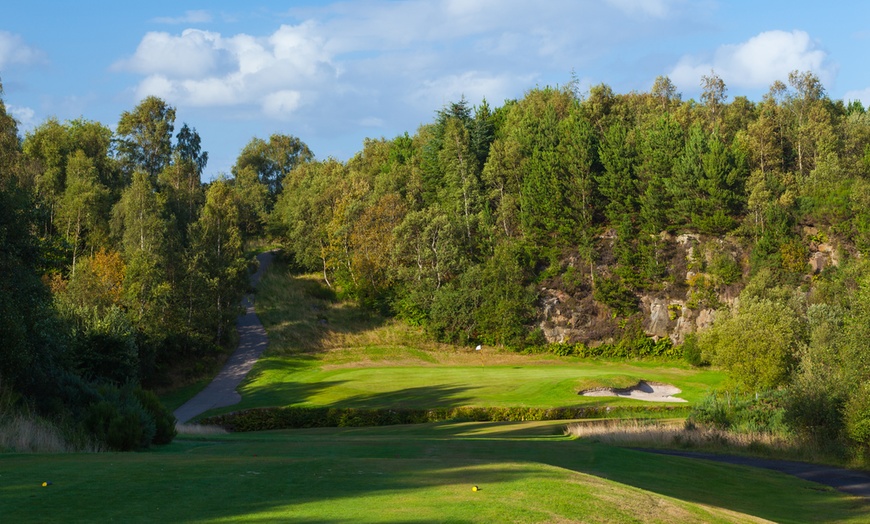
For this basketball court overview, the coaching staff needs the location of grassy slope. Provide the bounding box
[3,421,867,523]
[203,264,724,417]
[6,262,868,523]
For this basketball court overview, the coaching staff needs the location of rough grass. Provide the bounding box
[567,419,795,452]
[175,423,228,436]
[566,419,852,465]
[3,421,867,523]
[0,414,101,453]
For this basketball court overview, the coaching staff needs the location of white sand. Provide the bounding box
[580,381,687,403]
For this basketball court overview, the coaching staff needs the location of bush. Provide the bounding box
[134,388,177,445]
[82,385,168,451]
[689,390,789,435]
[680,333,707,367]
[201,405,690,432]
[844,383,870,447]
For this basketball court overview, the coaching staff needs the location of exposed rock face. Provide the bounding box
[536,233,742,346]
[537,228,844,346]
[538,289,612,344]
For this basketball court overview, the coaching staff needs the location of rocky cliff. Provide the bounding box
[537,229,841,346]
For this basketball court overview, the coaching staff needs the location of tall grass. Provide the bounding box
[0,380,100,453]
[175,423,228,436]
[564,419,844,463]
[0,413,102,453]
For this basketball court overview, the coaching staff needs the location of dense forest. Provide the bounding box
[3,68,870,455]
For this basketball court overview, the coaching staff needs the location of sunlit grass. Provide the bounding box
[212,262,726,418]
[3,421,866,523]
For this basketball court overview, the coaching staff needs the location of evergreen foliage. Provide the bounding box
[7,69,870,457]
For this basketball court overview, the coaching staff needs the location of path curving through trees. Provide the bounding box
[173,251,274,424]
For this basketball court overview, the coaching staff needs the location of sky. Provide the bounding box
[2,1,870,178]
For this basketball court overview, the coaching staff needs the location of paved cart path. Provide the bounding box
[173,251,274,424]
[638,448,870,501]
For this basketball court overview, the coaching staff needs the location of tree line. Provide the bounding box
[5,67,870,453]
[0,88,261,449]
[265,71,870,454]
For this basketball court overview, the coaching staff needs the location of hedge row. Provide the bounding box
[201,405,690,432]
[526,336,681,359]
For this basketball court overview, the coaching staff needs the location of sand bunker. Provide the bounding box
[580,381,687,403]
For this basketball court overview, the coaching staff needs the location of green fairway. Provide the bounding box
[226,355,724,413]
[3,421,866,523]
[7,264,867,523]
[199,266,726,419]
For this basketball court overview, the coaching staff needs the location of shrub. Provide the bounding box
[844,383,870,447]
[134,388,177,445]
[689,390,789,435]
[592,275,638,317]
[201,405,690,432]
[680,333,707,367]
[708,251,742,286]
[82,385,161,451]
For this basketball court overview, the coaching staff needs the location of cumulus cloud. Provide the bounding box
[117,29,229,79]
[262,90,303,118]
[117,23,337,119]
[152,10,212,25]
[116,0,697,131]
[0,31,46,69]
[670,30,835,90]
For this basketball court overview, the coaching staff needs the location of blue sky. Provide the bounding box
[2,1,870,178]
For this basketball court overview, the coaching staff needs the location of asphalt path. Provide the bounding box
[637,448,870,501]
[173,251,274,424]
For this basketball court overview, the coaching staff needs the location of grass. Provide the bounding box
[0,414,80,453]
[199,263,726,419]
[567,419,799,455]
[5,260,868,522]
[2,421,867,523]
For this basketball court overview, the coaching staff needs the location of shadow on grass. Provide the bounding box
[326,384,478,409]
[158,430,869,523]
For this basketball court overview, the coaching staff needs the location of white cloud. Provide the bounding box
[152,10,212,25]
[670,30,835,91]
[409,71,518,110]
[118,23,336,119]
[262,90,303,119]
[117,29,228,79]
[0,31,46,69]
[116,0,702,149]
[7,104,36,129]
[844,88,870,109]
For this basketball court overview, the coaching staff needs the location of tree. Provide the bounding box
[233,134,313,208]
[349,192,407,308]
[116,96,176,178]
[0,86,68,392]
[701,70,727,129]
[481,137,523,239]
[186,178,248,344]
[274,159,348,284]
[700,296,802,392]
[439,117,481,246]
[650,75,679,113]
[58,150,109,273]
[113,171,170,332]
